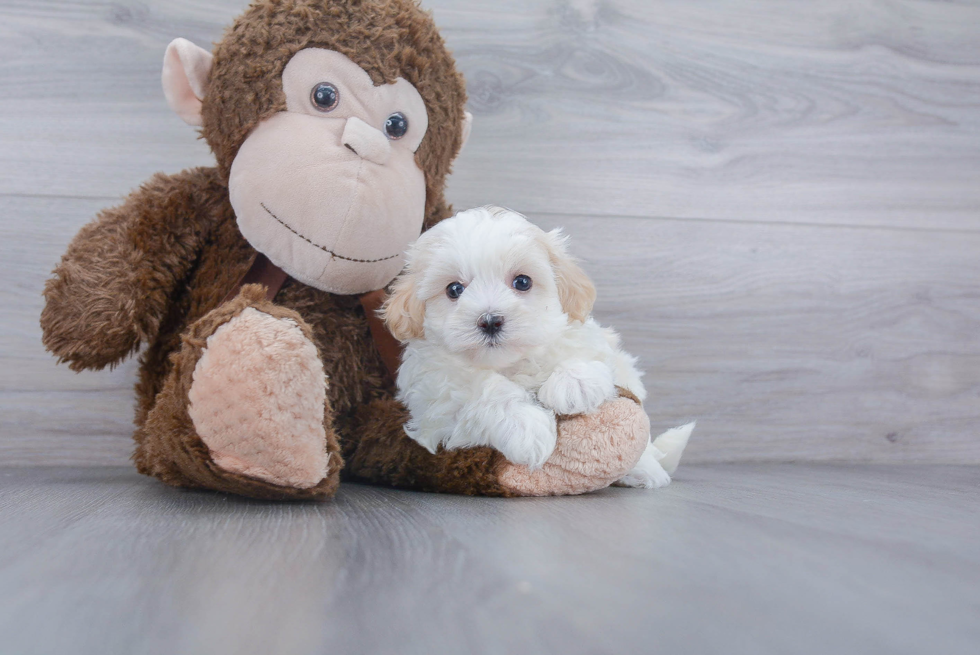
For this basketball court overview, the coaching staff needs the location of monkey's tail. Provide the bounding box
[651,421,695,475]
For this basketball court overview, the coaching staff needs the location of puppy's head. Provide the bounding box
[382,206,595,368]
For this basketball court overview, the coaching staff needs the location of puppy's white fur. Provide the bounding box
[383,206,674,485]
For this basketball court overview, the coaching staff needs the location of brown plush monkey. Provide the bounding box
[40,0,651,500]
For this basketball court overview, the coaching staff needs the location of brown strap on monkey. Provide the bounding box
[221,252,289,305]
[223,253,402,382]
[357,288,405,382]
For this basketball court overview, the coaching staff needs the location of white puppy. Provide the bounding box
[382,206,691,488]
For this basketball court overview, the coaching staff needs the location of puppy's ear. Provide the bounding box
[382,270,426,342]
[541,229,596,322]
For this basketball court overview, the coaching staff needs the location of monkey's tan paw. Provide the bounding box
[498,396,650,496]
[188,307,330,489]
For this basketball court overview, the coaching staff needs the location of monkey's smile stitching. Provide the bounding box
[260,203,399,263]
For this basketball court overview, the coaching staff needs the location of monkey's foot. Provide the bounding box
[187,305,331,489]
[497,395,650,496]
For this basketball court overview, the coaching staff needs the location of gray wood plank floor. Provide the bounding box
[2,1,979,463]
[1,465,978,655]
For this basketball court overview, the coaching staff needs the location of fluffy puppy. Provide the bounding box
[383,206,684,487]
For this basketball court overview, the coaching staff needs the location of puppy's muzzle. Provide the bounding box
[477,313,505,338]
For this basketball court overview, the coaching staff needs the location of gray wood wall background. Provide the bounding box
[2,0,978,466]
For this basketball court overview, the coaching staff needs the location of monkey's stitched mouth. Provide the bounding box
[260,203,400,264]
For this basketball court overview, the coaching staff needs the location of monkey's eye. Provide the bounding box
[311,83,340,112]
[384,112,409,139]
[512,275,532,292]
[446,281,465,299]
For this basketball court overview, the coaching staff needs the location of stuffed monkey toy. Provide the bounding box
[40,0,653,500]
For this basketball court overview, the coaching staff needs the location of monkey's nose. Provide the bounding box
[341,116,391,165]
[477,313,505,337]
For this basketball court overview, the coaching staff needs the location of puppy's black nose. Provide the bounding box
[477,313,505,337]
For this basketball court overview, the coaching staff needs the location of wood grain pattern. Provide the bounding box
[2,0,979,465]
[1,0,978,228]
[442,0,980,229]
[1,465,978,655]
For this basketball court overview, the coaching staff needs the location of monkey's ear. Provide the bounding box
[162,38,213,127]
[459,111,474,152]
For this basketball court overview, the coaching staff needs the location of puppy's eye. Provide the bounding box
[384,112,409,139]
[446,281,465,299]
[311,83,340,111]
[512,275,532,292]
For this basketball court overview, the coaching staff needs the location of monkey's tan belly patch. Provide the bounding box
[498,398,650,496]
[188,307,329,489]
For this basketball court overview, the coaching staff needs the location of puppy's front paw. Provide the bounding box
[494,403,558,470]
[538,360,617,416]
[614,442,671,489]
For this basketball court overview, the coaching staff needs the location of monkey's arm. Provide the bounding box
[41,167,226,371]
[344,392,651,497]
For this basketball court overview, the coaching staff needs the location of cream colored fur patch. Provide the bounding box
[498,397,651,496]
[188,308,329,488]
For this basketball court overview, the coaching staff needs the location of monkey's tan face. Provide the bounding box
[228,49,429,294]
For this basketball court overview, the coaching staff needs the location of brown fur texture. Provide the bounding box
[203,0,466,226]
[41,168,231,373]
[40,0,503,500]
[40,0,651,500]
[135,285,343,500]
[344,396,514,496]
